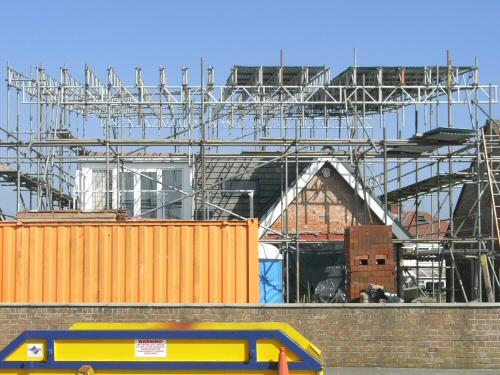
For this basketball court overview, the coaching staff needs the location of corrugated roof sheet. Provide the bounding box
[388,127,475,154]
[330,66,475,86]
[229,65,327,86]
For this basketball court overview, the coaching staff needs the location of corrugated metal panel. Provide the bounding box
[0,219,259,303]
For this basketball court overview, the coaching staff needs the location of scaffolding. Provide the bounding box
[1,55,498,302]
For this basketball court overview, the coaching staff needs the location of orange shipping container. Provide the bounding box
[0,219,259,303]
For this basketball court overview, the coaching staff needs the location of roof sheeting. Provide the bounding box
[227,65,327,86]
[388,127,475,155]
[330,66,475,87]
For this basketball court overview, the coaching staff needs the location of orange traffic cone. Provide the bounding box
[278,347,289,375]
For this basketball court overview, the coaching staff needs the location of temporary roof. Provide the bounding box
[309,65,476,116]
[226,65,327,86]
[330,66,475,87]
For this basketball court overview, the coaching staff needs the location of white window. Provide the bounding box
[77,163,191,219]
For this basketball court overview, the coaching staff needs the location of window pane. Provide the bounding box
[123,172,135,218]
[92,170,106,210]
[141,172,157,218]
[161,169,183,219]
[92,170,113,210]
[107,170,113,208]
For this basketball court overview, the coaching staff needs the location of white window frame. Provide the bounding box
[76,162,192,219]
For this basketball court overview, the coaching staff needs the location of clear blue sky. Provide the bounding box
[0,0,498,217]
[0,0,499,93]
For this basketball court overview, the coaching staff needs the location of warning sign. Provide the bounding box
[135,339,167,357]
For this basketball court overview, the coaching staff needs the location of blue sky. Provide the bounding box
[1,0,499,92]
[0,0,498,217]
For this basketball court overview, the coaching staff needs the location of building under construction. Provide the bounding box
[0,55,498,303]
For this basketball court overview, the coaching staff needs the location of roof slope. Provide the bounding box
[194,155,309,220]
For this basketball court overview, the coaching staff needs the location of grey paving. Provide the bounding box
[324,368,499,375]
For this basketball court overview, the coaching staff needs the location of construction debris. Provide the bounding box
[360,284,402,303]
[16,209,128,222]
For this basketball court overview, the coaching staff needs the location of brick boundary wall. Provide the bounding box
[0,304,499,369]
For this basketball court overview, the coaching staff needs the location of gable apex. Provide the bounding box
[258,157,410,240]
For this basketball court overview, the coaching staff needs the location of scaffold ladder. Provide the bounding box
[482,130,500,250]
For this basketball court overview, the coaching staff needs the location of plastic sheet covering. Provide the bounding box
[286,242,345,303]
[315,266,346,302]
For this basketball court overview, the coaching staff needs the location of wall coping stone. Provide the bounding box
[0,302,500,309]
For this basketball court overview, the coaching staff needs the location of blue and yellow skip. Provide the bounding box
[0,322,324,375]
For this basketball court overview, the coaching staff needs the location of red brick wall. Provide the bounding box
[267,163,384,240]
[0,304,500,370]
[345,225,395,301]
